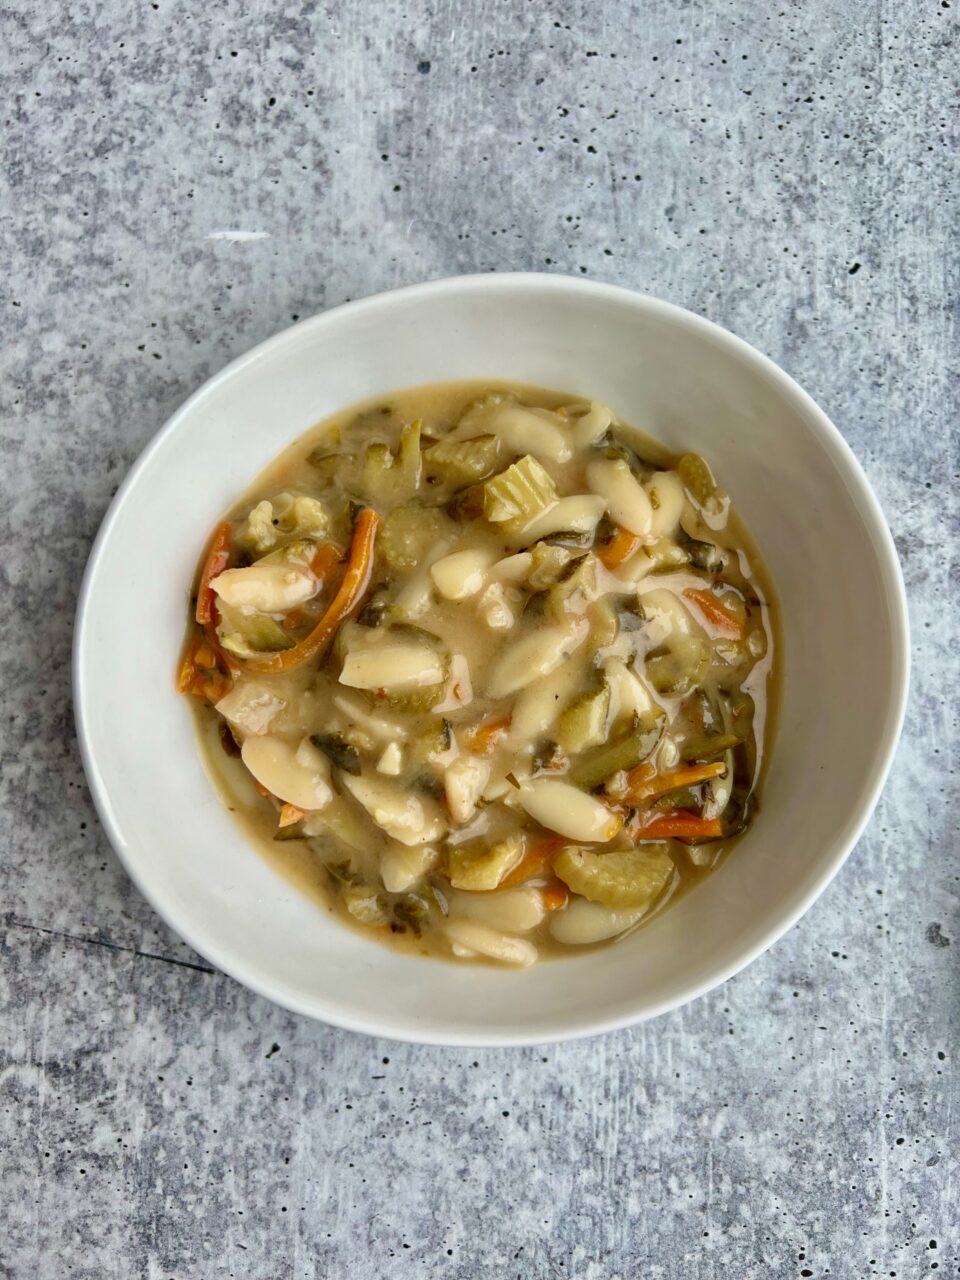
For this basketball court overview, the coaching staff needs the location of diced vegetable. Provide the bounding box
[586,459,653,536]
[215,680,285,736]
[377,742,403,775]
[677,452,718,508]
[447,833,522,890]
[518,779,622,843]
[278,802,306,828]
[568,713,664,791]
[380,502,453,572]
[310,733,362,775]
[644,635,711,697]
[554,844,675,910]
[423,434,501,484]
[218,609,295,659]
[483,455,558,528]
[598,524,641,570]
[495,835,565,888]
[556,682,610,754]
[444,756,492,825]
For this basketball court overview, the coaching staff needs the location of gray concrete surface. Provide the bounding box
[1,0,957,1275]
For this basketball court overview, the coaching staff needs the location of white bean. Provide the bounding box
[602,657,655,722]
[484,404,572,463]
[508,650,589,742]
[636,586,704,645]
[341,773,446,846]
[430,548,497,600]
[586,459,653,536]
[446,886,546,933]
[212,563,315,614]
[488,551,534,583]
[549,899,643,945]
[241,734,332,810]
[486,618,588,699]
[572,401,614,448]
[645,471,686,539]
[340,642,445,691]
[444,920,538,967]
[511,495,606,546]
[379,843,438,894]
[518,779,621,843]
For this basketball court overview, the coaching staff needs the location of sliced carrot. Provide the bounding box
[193,642,217,670]
[239,509,381,674]
[463,714,512,755]
[195,521,233,626]
[497,835,566,890]
[637,811,723,841]
[598,524,641,570]
[627,760,727,804]
[541,881,570,911]
[278,803,306,828]
[683,587,743,640]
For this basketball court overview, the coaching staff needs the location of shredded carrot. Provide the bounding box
[195,521,233,626]
[254,780,272,799]
[598,524,641,570]
[309,540,343,582]
[637,811,723,841]
[463,714,512,755]
[239,509,381,674]
[620,761,656,797]
[627,760,727,804]
[282,608,307,631]
[177,632,231,702]
[541,881,570,911]
[497,835,566,890]
[683,587,743,640]
[278,803,306,828]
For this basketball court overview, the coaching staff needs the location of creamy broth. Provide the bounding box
[181,381,779,966]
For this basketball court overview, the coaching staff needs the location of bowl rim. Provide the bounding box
[73,271,911,1046]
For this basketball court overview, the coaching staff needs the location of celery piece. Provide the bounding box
[423,434,501,485]
[483,455,558,529]
[397,419,423,491]
[644,635,711,697]
[679,732,741,763]
[556,683,611,754]
[677,453,718,507]
[554,844,675,910]
[217,608,295,658]
[380,502,453,572]
[568,713,663,791]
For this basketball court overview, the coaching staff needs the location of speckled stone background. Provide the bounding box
[1,0,957,1275]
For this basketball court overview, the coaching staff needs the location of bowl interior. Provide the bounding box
[76,276,907,1044]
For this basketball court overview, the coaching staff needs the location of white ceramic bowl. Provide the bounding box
[74,274,909,1046]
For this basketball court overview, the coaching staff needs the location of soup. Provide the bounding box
[179,382,778,966]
